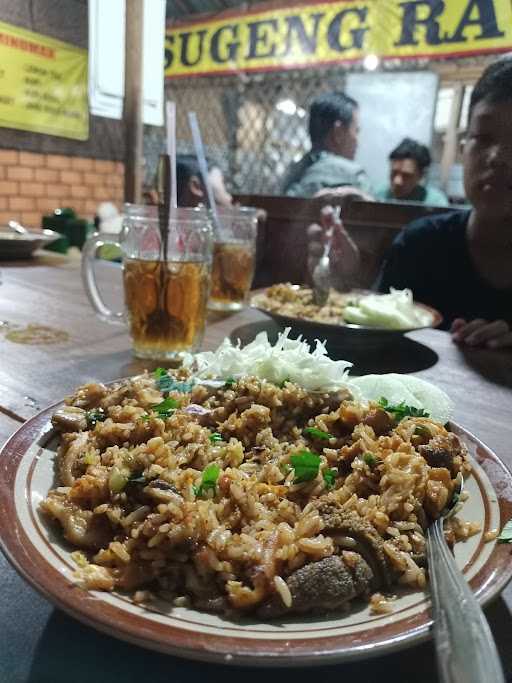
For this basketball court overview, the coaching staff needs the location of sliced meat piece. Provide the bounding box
[363,408,394,436]
[40,493,111,550]
[419,433,466,477]
[66,382,107,409]
[257,554,373,618]
[316,504,396,590]
[51,406,87,433]
[57,431,90,486]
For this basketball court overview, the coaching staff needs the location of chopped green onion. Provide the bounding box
[209,432,223,444]
[278,377,291,388]
[86,408,106,427]
[83,451,97,466]
[414,425,431,438]
[290,450,321,483]
[109,466,129,493]
[363,452,378,467]
[224,377,236,388]
[193,463,221,498]
[303,426,333,441]
[323,468,337,489]
[128,474,147,485]
[378,397,429,421]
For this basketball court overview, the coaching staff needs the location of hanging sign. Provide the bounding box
[165,0,512,79]
[0,21,88,140]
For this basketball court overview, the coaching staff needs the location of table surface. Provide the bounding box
[1,253,512,683]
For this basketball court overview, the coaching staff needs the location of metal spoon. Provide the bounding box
[311,207,340,307]
[427,475,504,683]
[7,220,28,235]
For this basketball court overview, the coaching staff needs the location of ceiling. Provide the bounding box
[166,0,261,22]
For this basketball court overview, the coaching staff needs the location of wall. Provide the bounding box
[0,149,123,227]
[0,0,125,226]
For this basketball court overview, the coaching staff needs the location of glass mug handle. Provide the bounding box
[81,232,125,325]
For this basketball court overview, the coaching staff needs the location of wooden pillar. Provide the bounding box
[440,83,464,194]
[123,0,144,204]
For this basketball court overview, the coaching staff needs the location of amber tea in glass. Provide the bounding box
[208,206,258,311]
[123,258,210,357]
[82,205,213,360]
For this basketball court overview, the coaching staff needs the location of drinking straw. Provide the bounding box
[187,111,223,233]
[165,101,177,216]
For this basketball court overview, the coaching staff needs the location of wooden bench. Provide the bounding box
[234,194,455,288]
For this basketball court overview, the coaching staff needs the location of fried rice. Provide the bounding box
[41,370,476,617]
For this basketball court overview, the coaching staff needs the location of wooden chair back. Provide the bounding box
[234,194,455,288]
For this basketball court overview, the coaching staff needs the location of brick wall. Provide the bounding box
[0,149,124,228]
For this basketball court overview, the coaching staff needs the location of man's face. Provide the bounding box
[332,108,360,160]
[390,158,422,199]
[463,99,512,220]
[343,108,360,160]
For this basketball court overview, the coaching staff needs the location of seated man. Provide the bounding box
[281,91,372,198]
[143,154,233,208]
[308,57,512,349]
[176,154,233,208]
[376,138,449,206]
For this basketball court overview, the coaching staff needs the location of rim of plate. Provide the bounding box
[0,401,511,667]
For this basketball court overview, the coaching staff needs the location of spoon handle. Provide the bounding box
[427,519,504,683]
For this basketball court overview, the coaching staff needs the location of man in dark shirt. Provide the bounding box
[309,57,512,349]
[375,209,512,335]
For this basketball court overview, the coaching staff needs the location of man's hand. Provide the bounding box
[451,318,512,349]
[307,206,361,291]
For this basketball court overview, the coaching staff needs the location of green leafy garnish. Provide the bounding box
[323,468,337,489]
[224,377,236,388]
[193,463,221,497]
[290,450,321,483]
[86,408,106,427]
[209,432,223,444]
[154,368,194,394]
[498,520,512,544]
[303,427,333,441]
[151,397,180,418]
[278,377,291,388]
[363,452,378,467]
[378,397,429,421]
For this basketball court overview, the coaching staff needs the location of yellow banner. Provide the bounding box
[165,0,512,78]
[0,21,88,140]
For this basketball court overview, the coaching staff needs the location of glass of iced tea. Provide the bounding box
[208,206,258,311]
[82,205,213,360]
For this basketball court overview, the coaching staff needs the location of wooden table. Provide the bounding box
[1,254,512,683]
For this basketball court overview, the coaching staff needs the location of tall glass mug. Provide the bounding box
[208,206,258,311]
[82,205,213,360]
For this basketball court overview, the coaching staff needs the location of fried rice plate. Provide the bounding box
[41,370,476,617]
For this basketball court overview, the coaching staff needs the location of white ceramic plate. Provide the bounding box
[0,404,511,667]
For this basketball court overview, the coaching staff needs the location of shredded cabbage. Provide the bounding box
[183,330,453,423]
[344,288,433,330]
[183,328,353,392]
